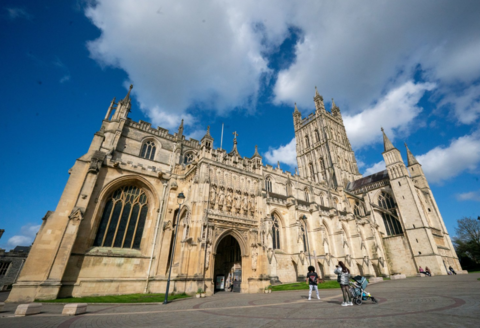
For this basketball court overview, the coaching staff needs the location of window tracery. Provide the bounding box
[272,214,281,250]
[140,140,156,160]
[94,185,149,249]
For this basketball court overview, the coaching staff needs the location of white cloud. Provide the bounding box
[60,75,71,83]
[417,131,480,184]
[7,223,41,247]
[84,1,480,130]
[456,190,480,202]
[6,7,31,20]
[439,84,480,124]
[343,81,435,150]
[264,138,297,167]
[364,161,386,176]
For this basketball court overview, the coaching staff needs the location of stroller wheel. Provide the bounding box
[354,298,362,305]
[371,297,378,304]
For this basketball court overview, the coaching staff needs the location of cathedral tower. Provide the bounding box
[293,87,362,188]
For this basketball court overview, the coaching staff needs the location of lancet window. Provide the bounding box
[378,192,403,236]
[265,177,272,193]
[301,221,307,252]
[94,185,149,249]
[314,130,320,143]
[140,140,156,160]
[305,135,310,148]
[272,214,281,250]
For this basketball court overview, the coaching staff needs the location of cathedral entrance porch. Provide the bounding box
[214,235,242,293]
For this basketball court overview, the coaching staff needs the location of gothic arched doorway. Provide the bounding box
[214,235,242,292]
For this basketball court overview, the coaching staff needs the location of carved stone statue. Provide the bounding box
[242,193,248,212]
[251,247,258,271]
[217,188,225,209]
[226,189,233,209]
[234,191,242,213]
[209,186,216,203]
[249,195,256,214]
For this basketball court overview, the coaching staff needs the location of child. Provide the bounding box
[306,265,321,300]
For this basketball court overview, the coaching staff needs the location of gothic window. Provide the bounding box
[94,185,149,249]
[309,163,315,181]
[184,152,194,164]
[319,158,325,171]
[314,130,320,143]
[305,188,310,203]
[378,192,403,236]
[0,261,11,276]
[354,201,363,217]
[140,140,156,160]
[272,214,281,250]
[301,222,307,252]
[265,177,272,193]
[305,135,310,148]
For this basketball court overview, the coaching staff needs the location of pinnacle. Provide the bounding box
[405,143,420,166]
[381,127,396,152]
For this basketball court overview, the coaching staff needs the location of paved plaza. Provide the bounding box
[1,273,479,327]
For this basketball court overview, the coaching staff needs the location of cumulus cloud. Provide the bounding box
[84,0,480,130]
[364,161,386,176]
[264,138,297,167]
[344,81,435,150]
[456,190,480,202]
[7,223,41,247]
[416,131,480,184]
[439,84,480,124]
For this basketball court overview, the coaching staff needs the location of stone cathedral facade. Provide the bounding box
[8,86,463,302]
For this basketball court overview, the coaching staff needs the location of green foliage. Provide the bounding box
[197,288,203,294]
[38,293,190,303]
[271,280,340,291]
[453,217,480,270]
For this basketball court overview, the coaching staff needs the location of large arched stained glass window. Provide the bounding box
[272,214,281,250]
[140,140,156,160]
[378,191,403,236]
[94,186,149,249]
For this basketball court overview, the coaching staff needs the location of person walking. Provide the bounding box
[334,261,352,306]
[306,265,321,300]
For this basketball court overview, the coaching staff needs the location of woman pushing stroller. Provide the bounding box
[334,261,352,306]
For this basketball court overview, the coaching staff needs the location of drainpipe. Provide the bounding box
[144,182,168,293]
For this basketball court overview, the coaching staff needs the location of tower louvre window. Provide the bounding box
[378,191,403,236]
[94,185,149,249]
[140,140,156,160]
[184,152,194,164]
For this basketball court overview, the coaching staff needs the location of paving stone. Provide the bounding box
[0,273,479,327]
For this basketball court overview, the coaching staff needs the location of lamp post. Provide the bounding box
[302,215,312,266]
[163,192,185,304]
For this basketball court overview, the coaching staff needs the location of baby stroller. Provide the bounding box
[349,276,377,305]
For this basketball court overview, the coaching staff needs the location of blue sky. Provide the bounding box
[1,1,479,250]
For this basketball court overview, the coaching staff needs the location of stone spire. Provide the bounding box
[178,119,184,138]
[314,86,325,113]
[120,84,133,104]
[201,126,214,148]
[251,145,262,158]
[381,127,395,152]
[293,102,300,114]
[331,98,341,117]
[405,143,420,166]
[229,131,240,156]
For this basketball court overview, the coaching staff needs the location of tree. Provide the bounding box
[453,217,480,268]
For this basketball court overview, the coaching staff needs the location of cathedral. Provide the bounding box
[8,86,463,302]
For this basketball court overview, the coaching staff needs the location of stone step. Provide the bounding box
[62,303,88,316]
[15,303,42,316]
